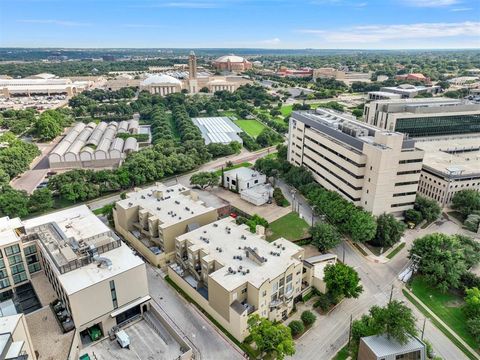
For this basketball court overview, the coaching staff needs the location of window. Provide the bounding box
[28,263,41,274]
[5,244,20,256]
[10,263,25,275]
[24,245,37,256]
[0,278,10,289]
[110,280,118,309]
[241,288,247,294]
[286,274,293,283]
[13,272,27,284]
[272,282,278,292]
[262,290,267,297]
[8,254,23,266]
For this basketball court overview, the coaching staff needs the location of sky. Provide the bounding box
[0,0,479,49]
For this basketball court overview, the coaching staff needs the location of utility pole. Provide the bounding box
[342,242,346,263]
[421,318,426,340]
[348,314,353,346]
[389,284,394,303]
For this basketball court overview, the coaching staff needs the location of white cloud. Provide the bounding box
[450,7,472,11]
[403,0,460,7]
[259,38,281,45]
[298,21,480,43]
[17,19,91,26]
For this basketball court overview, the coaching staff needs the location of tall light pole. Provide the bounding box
[311,205,316,226]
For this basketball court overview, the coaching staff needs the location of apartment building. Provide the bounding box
[288,109,424,216]
[415,136,480,206]
[168,217,305,341]
[363,98,480,137]
[21,206,150,350]
[0,217,42,313]
[0,314,36,360]
[114,183,218,267]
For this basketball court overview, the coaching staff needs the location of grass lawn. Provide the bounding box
[410,277,479,353]
[386,242,405,259]
[234,119,267,138]
[213,162,252,176]
[267,212,310,241]
[332,345,350,360]
[280,105,293,117]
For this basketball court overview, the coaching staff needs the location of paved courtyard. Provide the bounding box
[211,187,291,222]
[80,320,185,360]
[26,307,73,360]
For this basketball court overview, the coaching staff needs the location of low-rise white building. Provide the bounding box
[222,167,272,206]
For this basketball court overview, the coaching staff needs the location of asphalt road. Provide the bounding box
[146,265,245,360]
[276,181,468,360]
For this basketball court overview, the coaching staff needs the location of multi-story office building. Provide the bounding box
[288,109,424,216]
[363,98,480,137]
[415,136,480,206]
[168,217,305,341]
[20,205,150,350]
[0,314,36,360]
[114,183,218,267]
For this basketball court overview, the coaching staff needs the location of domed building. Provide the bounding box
[213,55,252,73]
[139,74,182,95]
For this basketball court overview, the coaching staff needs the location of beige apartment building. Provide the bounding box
[17,206,150,355]
[0,217,42,309]
[0,314,36,360]
[168,217,305,341]
[114,183,218,267]
[415,136,480,206]
[288,109,425,216]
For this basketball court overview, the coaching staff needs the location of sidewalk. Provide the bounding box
[403,286,480,360]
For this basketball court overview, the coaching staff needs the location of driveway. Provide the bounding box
[146,265,245,360]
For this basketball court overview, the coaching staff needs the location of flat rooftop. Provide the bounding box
[0,216,23,247]
[362,335,424,357]
[23,205,144,293]
[415,136,480,177]
[176,217,303,291]
[79,319,185,360]
[293,109,412,152]
[224,166,262,180]
[117,183,216,228]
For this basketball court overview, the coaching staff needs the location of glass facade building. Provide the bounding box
[395,114,480,137]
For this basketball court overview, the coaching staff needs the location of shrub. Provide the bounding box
[273,187,289,207]
[288,320,305,337]
[301,310,317,327]
[313,293,334,312]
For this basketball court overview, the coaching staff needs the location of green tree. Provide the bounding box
[351,301,417,358]
[28,188,54,213]
[288,320,304,337]
[466,317,480,345]
[345,210,377,243]
[0,169,9,186]
[247,314,295,360]
[310,222,341,252]
[409,233,469,292]
[189,172,220,190]
[463,287,480,318]
[404,209,423,225]
[0,186,29,218]
[33,112,63,141]
[324,263,363,303]
[452,190,480,218]
[372,213,406,248]
[414,196,441,222]
[300,310,317,327]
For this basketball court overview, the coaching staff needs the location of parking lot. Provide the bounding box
[80,320,185,360]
